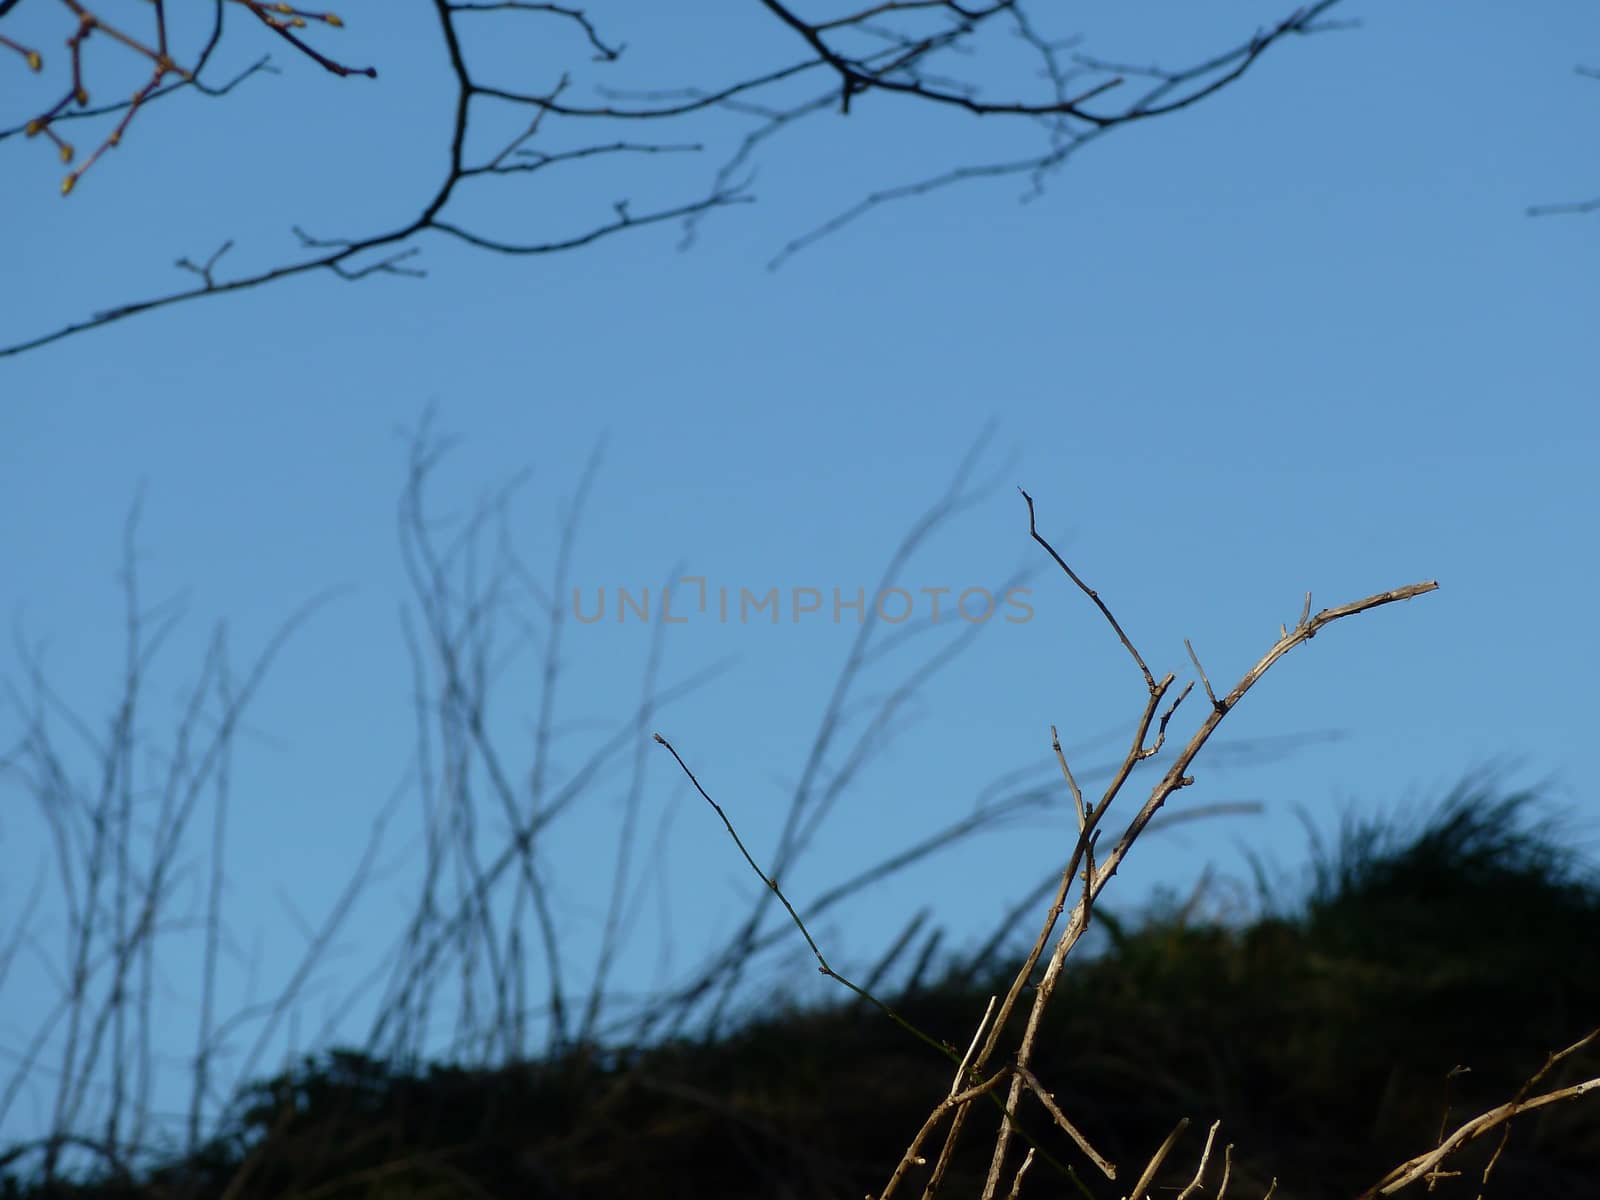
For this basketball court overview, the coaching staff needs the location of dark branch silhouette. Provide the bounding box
[1527,63,1599,218]
[2,0,1351,357]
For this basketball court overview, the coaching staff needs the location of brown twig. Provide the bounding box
[1362,1027,1600,1196]
[899,491,1436,1197]
[1015,1066,1116,1180]
[16,1,359,196]
[1175,1120,1222,1200]
[1129,1118,1190,1200]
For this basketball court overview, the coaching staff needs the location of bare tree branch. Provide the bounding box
[2,1,1350,356]
[1527,64,1599,217]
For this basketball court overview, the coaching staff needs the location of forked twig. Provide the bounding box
[1362,1026,1600,1196]
[1175,1120,1222,1200]
[899,492,1436,1199]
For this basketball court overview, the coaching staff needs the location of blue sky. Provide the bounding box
[2,0,1597,1159]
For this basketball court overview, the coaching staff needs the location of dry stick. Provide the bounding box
[688,768,1059,1010]
[924,810,1102,1198]
[924,688,1177,1194]
[1377,1076,1600,1195]
[971,824,1106,1200]
[957,798,1256,984]
[651,732,954,1062]
[1016,1066,1116,1179]
[982,572,1437,1192]
[956,997,1000,1091]
[958,493,1434,1198]
[1362,1026,1600,1197]
[1432,1064,1470,1156]
[968,496,1179,1197]
[1217,1144,1234,1199]
[1184,638,1221,711]
[1129,1118,1190,1200]
[1175,1120,1222,1200]
[930,680,1178,1193]
[1052,725,1086,826]
[1478,1021,1599,1192]
[874,1069,1015,1200]
[876,996,1001,1196]
[655,731,1079,1190]
[1095,580,1439,892]
[1005,1148,1037,1200]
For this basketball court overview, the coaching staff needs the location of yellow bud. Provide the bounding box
[27,50,42,70]
[292,16,306,26]
[61,173,77,196]
[108,130,120,146]
[74,87,88,105]
[326,12,343,26]
[59,143,73,162]
[25,119,42,136]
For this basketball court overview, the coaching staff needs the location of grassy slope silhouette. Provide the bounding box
[5,782,1596,1200]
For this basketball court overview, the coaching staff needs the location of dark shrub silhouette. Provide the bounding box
[4,784,1596,1199]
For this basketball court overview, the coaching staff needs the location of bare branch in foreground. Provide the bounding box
[1362,1026,1600,1197]
[866,490,1437,1198]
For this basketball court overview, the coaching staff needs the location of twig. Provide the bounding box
[6,1,1352,354]
[1129,1118,1189,1200]
[651,732,957,1063]
[1362,1026,1600,1196]
[1175,1120,1222,1200]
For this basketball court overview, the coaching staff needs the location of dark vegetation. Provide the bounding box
[0,436,1586,1196]
[6,785,1596,1200]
